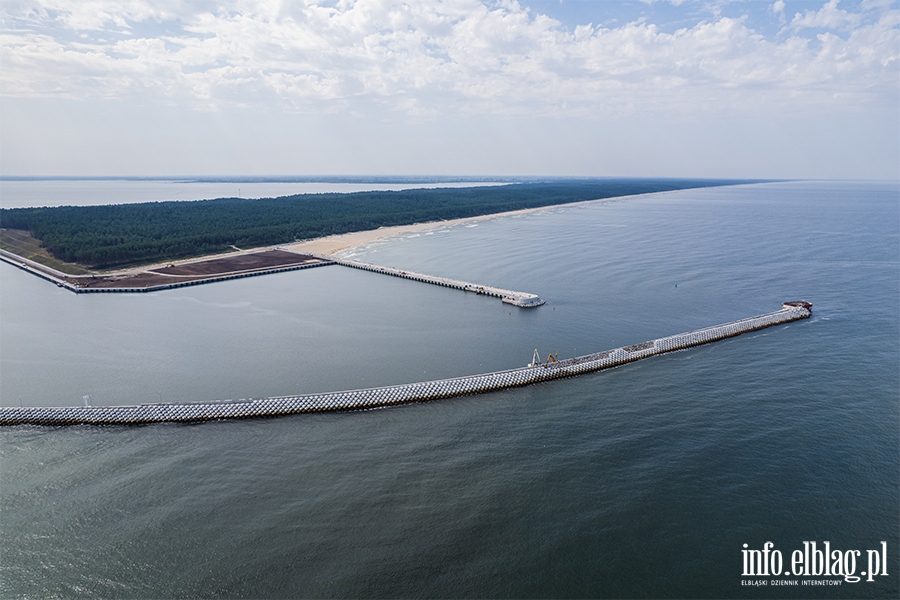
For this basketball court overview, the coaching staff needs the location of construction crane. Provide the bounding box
[528,350,559,367]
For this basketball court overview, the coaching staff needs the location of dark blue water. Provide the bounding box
[1,181,897,598]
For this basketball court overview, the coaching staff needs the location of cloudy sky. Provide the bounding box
[1,0,897,178]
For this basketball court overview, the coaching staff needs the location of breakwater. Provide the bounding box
[329,257,545,307]
[68,262,333,293]
[1,249,544,306]
[0,249,334,293]
[0,302,810,426]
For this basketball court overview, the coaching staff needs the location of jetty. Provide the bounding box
[329,257,545,308]
[0,302,811,426]
[0,248,545,307]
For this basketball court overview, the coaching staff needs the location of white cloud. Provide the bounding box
[1,0,187,31]
[772,0,786,24]
[790,0,862,31]
[640,0,688,6]
[1,0,897,116]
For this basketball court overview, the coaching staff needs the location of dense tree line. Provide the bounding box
[0,179,745,268]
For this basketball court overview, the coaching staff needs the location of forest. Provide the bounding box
[0,179,745,268]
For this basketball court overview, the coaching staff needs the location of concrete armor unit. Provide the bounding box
[0,302,811,426]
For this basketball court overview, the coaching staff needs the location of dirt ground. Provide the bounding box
[64,250,326,289]
[150,250,321,276]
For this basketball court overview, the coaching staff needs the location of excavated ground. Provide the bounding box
[62,250,325,289]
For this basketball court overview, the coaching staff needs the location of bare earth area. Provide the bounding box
[151,250,321,277]
[63,250,326,289]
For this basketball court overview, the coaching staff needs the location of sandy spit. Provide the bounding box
[49,193,636,277]
[282,195,629,257]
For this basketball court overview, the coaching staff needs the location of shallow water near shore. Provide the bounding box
[1,181,898,598]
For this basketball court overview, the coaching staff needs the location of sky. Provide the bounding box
[1,0,898,179]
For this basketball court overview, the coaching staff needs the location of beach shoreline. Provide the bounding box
[280,193,631,257]
[1,191,650,288]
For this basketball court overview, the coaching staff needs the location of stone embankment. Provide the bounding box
[0,302,811,427]
[0,249,333,293]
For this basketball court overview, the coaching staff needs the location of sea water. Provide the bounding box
[0,181,897,598]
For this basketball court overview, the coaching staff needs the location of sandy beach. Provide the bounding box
[281,194,627,257]
[2,194,635,284]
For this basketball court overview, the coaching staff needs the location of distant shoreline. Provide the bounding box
[1,178,751,269]
[0,183,744,290]
[0,191,635,289]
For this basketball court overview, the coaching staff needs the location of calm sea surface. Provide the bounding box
[0,181,897,598]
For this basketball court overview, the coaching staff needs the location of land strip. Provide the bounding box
[0,179,749,269]
[1,190,648,289]
[1,182,753,292]
[282,192,641,256]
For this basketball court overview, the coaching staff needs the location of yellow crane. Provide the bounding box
[528,350,559,367]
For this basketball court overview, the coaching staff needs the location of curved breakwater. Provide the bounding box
[0,303,810,426]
